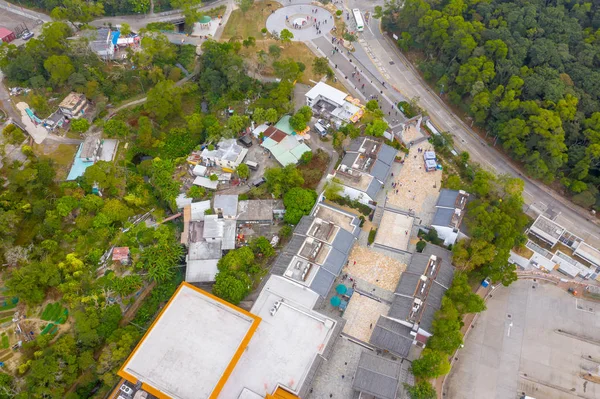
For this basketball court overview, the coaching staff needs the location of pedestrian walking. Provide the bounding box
[361,83,365,88]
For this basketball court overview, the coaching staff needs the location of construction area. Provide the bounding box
[341,294,390,342]
[386,146,442,214]
[445,280,600,399]
[345,246,406,292]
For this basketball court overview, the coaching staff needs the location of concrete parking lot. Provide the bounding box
[446,280,600,399]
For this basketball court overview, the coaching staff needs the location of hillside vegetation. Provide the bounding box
[384,0,600,209]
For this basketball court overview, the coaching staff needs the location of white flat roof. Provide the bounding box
[119,283,260,399]
[306,81,347,106]
[574,242,600,267]
[219,276,335,398]
[186,259,219,283]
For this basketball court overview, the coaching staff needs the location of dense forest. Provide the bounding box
[383,0,600,210]
[10,0,173,16]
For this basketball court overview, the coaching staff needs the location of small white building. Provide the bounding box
[200,139,248,172]
[305,82,364,126]
[328,137,397,207]
[58,92,88,119]
[430,189,470,246]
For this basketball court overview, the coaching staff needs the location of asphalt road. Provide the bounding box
[341,0,600,247]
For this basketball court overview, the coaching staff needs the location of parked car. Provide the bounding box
[22,31,34,40]
[252,177,266,187]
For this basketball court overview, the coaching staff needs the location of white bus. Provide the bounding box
[352,8,364,32]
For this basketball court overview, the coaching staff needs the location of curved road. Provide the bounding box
[342,1,600,247]
[4,0,597,246]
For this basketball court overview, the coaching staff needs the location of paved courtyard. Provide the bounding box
[345,246,406,291]
[446,280,600,399]
[342,294,389,342]
[266,5,333,41]
[386,146,441,216]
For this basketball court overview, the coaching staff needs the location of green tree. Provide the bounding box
[213,271,250,305]
[283,187,317,224]
[242,36,256,48]
[273,58,302,82]
[141,241,183,282]
[324,180,343,200]
[144,80,183,121]
[187,185,206,199]
[104,119,130,138]
[299,151,313,164]
[265,108,279,124]
[43,55,74,85]
[264,164,304,198]
[312,57,332,77]
[280,29,294,44]
[268,44,282,59]
[249,236,275,258]
[365,118,388,137]
[411,348,451,378]
[236,163,250,179]
[405,380,437,399]
[50,0,104,22]
[70,118,90,133]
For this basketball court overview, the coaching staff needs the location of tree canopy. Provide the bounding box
[384,0,600,209]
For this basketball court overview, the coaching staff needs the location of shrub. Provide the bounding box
[2,124,25,145]
[209,174,218,181]
[416,240,426,252]
[368,228,377,245]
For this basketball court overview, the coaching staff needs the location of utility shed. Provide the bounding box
[352,351,401,399]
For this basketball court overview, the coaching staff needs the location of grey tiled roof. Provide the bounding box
[370,159,392,183]
[271,252,294,276]
[394,273,421,297]
[436,189,460,208]
[332,228,355,254]
[286,234,306,254]
[404,253,430,276]
[295,216,315,236]
[388,295,412,321]
[340,152,358,168]
[352,351,401,399]
[369,316,414,358]
[309,267,336,297]
[322,248,347,276]
[348,137,364,152]
[420,303,438,333]
[365,178,382,200]
[431,207,454,228]
[377,144,397,166]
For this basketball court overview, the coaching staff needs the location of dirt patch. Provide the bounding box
[345,246,406,291]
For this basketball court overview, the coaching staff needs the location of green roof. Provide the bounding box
[275,115,295,135]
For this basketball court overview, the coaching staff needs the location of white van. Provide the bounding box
[314,122,327,136]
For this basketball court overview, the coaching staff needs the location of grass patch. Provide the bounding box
[240,40,345,87]
[222,0,282,40]
[0,317,12,325]
[1,334,8,349]
[0,298,18,312]
[41,302,68,324]
[33,142,78,180]
[41,323,56,335]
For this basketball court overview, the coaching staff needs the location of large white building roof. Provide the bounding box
[305,81,348,106]
[219,275,335,398]
[118,283,260,399]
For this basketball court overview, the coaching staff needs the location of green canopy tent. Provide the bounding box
[336,284,348,295]
[330,296,341,307]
